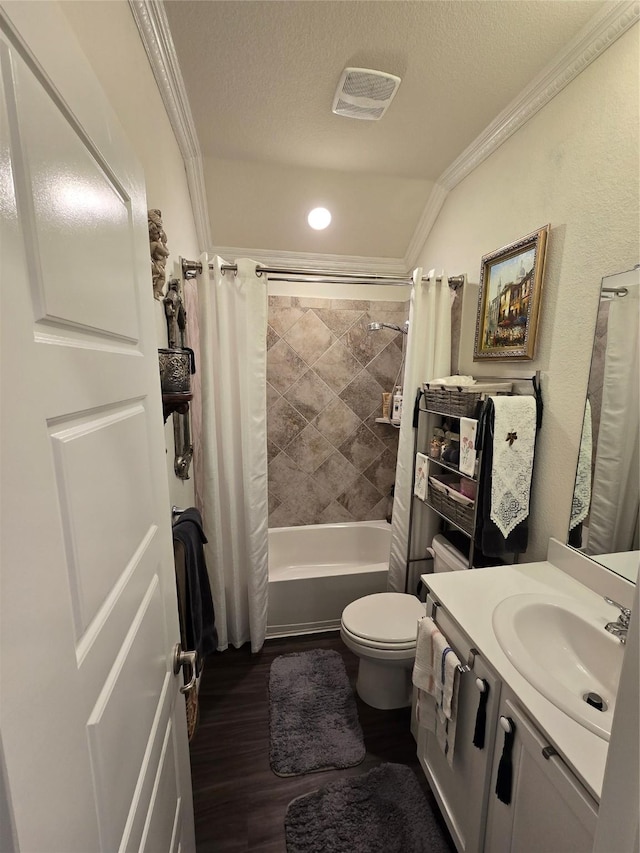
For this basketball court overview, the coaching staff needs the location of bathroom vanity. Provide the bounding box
[415,539,633,853]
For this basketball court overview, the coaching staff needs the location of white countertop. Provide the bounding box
[421,560,616,801]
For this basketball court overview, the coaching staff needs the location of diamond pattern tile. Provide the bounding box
[363,448,398,494]
[267,397,307,450]
[339,369,386,421]
[337,477,384,521]
[266,382,281,410]
[338,423,386,473]
[345,315,396,366]
[267,339,307,394]
[268,301,307,336]
[313,397,361,448]
[313,451,360,497]
[313,340,363,394]
[318,501,355,524]
[283,311,336,366]
[284,424,333,474]
[266,325,280,350]
[283,369,334,421]
[366,341,404,392]
[313,308,365,337]
[268,451,310,502]
[266,297,407,527]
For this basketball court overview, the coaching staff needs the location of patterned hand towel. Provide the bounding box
[490,396,537,538]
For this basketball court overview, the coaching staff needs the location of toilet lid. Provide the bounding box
[342,593,425,645]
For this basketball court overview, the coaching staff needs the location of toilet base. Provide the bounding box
[355,657,413,710]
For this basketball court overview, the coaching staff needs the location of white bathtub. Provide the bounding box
[266,520,391,638]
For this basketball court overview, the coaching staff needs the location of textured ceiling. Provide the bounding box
[163,0,609,258]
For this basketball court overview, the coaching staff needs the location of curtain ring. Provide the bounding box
[255,267,264,278]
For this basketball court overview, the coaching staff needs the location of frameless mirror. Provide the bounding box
[567,266,639,584]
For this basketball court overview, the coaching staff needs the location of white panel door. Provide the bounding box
[0,4,195,851]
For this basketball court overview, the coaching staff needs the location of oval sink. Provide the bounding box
[492,593,625,740]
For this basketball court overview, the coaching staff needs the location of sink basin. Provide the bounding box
[492,593,625,740]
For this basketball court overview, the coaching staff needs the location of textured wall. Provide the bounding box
[267,297,408,527]
[416,24,639,562]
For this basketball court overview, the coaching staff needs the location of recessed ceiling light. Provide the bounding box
[308,207,331,230]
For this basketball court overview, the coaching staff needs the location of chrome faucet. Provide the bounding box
[603,597,631,645]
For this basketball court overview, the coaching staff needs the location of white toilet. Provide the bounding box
[340,592,426,710]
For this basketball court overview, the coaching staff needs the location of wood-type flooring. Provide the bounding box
[189,631,456,853]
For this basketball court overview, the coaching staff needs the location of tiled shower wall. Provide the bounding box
[267,296,409,528]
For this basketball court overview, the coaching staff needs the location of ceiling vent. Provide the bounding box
[332,67,401,121]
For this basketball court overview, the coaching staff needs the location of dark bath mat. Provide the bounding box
[285,762,451,853]
[269,649,365,776]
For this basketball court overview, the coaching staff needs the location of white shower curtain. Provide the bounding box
[388,269,453,593]
[195,254,269,652]
[588,281,639,555]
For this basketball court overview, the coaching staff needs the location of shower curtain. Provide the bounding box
[588,282,639,555]
[388,268,453,593]
[195,254,269,652]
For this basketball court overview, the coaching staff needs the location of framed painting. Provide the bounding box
[473,224,549,360]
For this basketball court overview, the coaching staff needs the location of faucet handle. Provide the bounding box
[604,596,631,625]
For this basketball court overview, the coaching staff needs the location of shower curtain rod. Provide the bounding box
[181,259,465,289]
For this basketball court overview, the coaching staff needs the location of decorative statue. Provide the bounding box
[163,279,186,349]
[148,208,169,300]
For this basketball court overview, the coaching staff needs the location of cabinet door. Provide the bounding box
[417,602,501,853]
[484,698,598,853]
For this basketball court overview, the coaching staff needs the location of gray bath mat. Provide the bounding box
[269,649,365,776]
[285,762,450,853]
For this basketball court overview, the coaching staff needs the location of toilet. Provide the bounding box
[431,533,469,573]
[340,592,425,710]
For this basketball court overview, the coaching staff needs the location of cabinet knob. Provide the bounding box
[499,715,513,734]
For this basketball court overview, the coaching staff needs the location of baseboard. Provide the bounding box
[266,619,341,639]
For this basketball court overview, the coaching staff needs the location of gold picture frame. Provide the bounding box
[473,224,549,361]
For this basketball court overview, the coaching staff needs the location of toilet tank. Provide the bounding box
[432,534,468,572]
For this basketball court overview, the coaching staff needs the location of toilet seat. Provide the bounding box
[341,592,424,649]
[340,624,417,651]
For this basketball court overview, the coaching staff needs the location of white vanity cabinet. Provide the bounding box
[484,693,598,853]
[417,599,502,853]
[418,590,600,853]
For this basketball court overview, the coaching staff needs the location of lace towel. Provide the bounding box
[570,399,592,530]
[490,396,537,538]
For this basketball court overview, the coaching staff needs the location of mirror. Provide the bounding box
[568,266,639,583]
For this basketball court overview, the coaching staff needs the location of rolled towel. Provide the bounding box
[428,375,476,387]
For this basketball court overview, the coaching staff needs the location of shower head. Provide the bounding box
[366,321,408,334]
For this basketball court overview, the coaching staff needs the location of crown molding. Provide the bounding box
[131,0,638,276]
[128,0,212,251]
[211,246,408,276]
[403,183,448,270]
[438,1,639,193]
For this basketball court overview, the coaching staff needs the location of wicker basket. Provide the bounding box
[422,381,513,418]
[427,476,475,535]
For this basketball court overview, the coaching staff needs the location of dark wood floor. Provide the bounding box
[189,631,456,853]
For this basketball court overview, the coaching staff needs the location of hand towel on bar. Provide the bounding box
[489,396,537,538]
[412,617,461,765]
[459,417,478,477]
[435,645,461,767]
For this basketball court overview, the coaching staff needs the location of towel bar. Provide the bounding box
[429,600,478,674]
